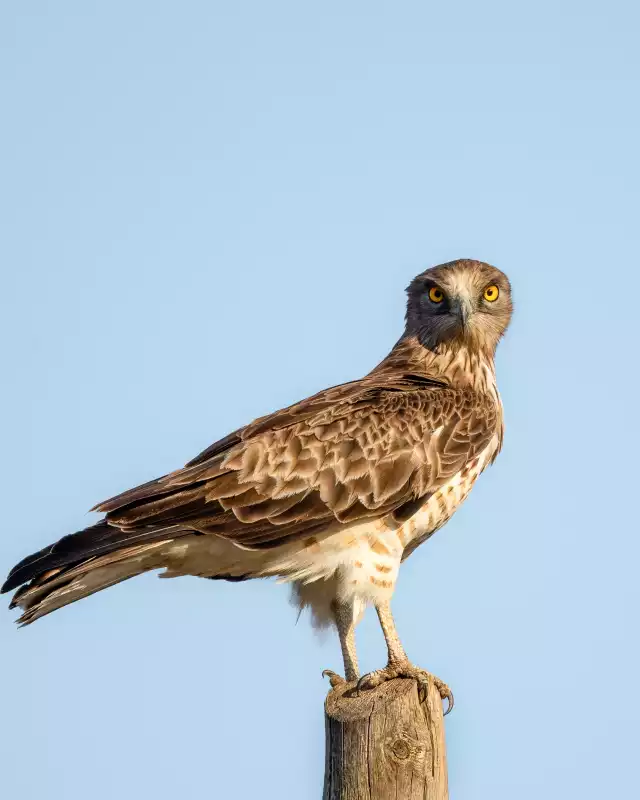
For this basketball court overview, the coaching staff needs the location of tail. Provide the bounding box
[2,520,184,625]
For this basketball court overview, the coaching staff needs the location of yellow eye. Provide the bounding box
[428,286,445,304]
[483,284,499,302]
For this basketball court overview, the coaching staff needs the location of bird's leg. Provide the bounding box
[376,598,408,664]
[357,600,454,714]
[322,600,360,688]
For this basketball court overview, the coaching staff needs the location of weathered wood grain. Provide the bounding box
[323,678,448,799]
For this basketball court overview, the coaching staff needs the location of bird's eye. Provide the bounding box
[428,286,445,304]
[483,285,499,302]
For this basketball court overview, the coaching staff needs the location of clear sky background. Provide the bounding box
[1,2,638,798]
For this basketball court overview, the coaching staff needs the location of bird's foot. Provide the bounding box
[356,661,454,714]
[322,669,358,689]
[322,669,347,688]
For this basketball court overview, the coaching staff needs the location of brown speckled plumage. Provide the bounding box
[3,258,512,702]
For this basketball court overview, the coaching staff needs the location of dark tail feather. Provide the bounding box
[2,520,190,625]
[1,519,186,595]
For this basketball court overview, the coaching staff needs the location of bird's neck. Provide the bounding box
[376,336,498,396]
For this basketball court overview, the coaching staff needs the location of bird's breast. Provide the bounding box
[399,436,500,558]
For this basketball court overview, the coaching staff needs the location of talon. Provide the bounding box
[356,669,381,695]
[442,689,455,715]
[322,669,346,688]
[418,678,432,704]
[432,678,454,715]
[444,691,454,714]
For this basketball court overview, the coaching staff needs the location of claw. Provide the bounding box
[356,667,389,695]
[443,691,454,716]
[322,669,346,688]
[432,678,454,715]
[355,672,371,696]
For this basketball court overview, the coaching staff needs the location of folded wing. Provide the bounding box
[2,371,498,610]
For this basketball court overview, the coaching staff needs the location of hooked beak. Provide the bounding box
[452,297,473,332]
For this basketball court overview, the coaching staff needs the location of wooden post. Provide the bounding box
[323,678,448,799]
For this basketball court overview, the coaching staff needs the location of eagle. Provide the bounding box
[3,259,513,712]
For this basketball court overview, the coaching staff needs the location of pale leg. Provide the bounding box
[358,600,454,713]
[376,600,408,664]
[323,600,360,686]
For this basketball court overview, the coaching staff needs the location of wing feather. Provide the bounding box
[96,373,498,549]
[5,370,499,599]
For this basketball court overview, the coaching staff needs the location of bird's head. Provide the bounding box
[404,259,513,354]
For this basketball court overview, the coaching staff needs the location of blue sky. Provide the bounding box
[1,2,638,798]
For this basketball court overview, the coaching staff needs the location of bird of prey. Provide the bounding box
[3,259,512,711]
